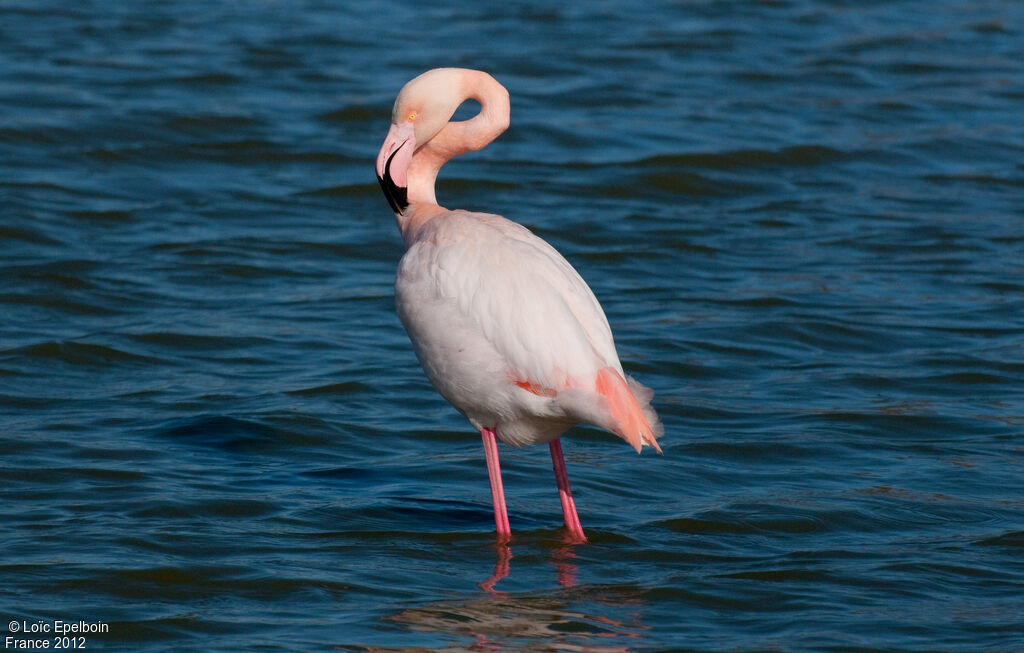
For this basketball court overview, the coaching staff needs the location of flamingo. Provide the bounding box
[375,68,662,543]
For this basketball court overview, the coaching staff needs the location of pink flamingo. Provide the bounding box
[375,68,662,543]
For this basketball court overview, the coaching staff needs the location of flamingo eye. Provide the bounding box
[408,112,417,121]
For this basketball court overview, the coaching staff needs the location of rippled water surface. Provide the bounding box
[2,1,1023,651]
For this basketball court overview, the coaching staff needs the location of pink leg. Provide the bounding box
[549,438,586,542]
[481,428,511,541]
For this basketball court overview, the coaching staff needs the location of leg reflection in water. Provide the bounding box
[552,537,580,588]
[479,543,512,593]
[478,535,582,593]
[393,552,645,651]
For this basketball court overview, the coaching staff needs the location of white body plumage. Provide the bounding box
[395,208,660,448]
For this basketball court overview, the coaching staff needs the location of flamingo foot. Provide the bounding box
[549,438,587,543]
[481,427,511,541]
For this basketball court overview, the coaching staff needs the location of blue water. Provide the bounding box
[2,1,1023,651]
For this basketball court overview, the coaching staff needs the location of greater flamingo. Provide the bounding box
[375,68,662,542]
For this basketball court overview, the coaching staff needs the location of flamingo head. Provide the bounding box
[375,68,472,214]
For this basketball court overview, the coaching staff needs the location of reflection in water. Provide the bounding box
[380,542,645,651]
[479,535,581,593]
[385,585,645,652]
[552,539,580,589]
[479,544,512,593]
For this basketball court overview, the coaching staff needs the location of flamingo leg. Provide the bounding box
[549,438,586,542]
[481,427,511,541]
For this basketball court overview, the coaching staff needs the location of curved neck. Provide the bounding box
[400,71,510,235]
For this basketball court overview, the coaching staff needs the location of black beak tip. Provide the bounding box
[377,173,408,215]
[377,143,409,214]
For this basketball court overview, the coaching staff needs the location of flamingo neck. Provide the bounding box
[396,203,448,246]
[399,71,510,240]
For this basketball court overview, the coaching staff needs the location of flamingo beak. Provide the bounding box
[375,121,416,214]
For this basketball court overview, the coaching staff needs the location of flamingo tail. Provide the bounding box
[594,367,663,454]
